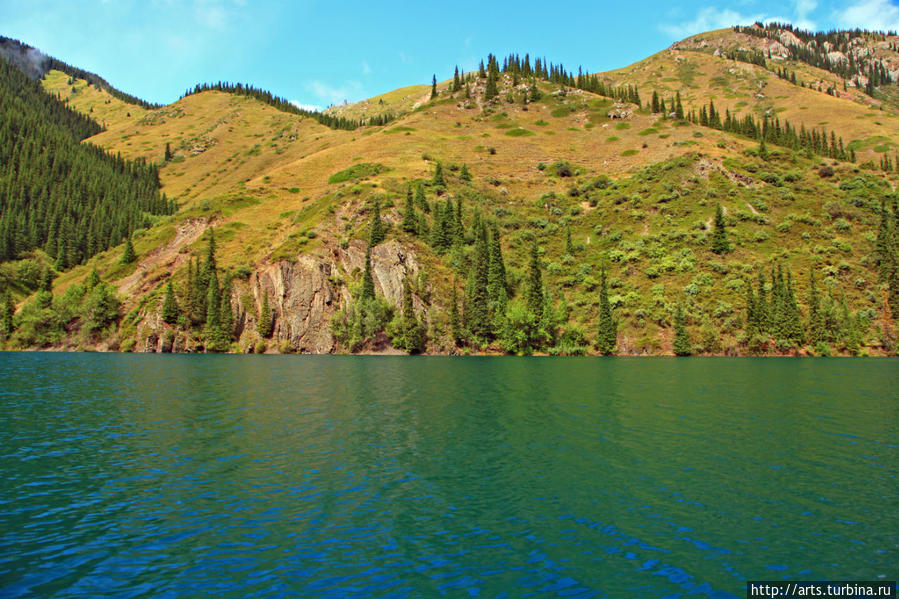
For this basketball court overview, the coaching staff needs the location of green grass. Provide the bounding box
[505,128,536,137]
[328,163,384,184]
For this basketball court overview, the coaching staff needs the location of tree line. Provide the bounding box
[180,82,394,130]
[0,55,173,268]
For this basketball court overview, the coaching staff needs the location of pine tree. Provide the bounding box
[430,74,438,100]
[120,236,136,264]
[362,247,375,301]
[449,282,463,345]
[368,199,386,246]
[525,241,544,317]
[756,270,770,335]
[432,162,446,189]
[162,279,180,324]
[875,199,892,282]
[597,265,616,355]
[675,91,684,120]
[711,203,730,254]
[565,226,574,255]
[402,185,417,233]
[1,289,13,338]
[452,66,461,92]
[807,268,824,345]
[465,225,490,341]
[414,182,429,213]
[202,228,217,277]
[744,277,758,337]
[399,276,422,353]
[220,276,234,340]
[673,303,691,356]
[257,293,273,338]
[486,224,508,322]
[889,262,899,321]
[460,164,471,182]
[40,267,53,293]
[86,267,100,290]
[164,142,173,161]
[759,138,769,160]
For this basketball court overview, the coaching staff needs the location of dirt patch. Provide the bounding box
[117,218,208,297]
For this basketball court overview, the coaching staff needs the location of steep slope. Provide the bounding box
[2,29,898,356]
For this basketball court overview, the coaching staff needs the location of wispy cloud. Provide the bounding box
[304,80,364,105]
[792,0,818,30]
[659,7,763,39]
[290,100,322,112]
[833,0,899,32]
[361,60,371,75]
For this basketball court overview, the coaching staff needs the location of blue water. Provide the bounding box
[0,354,896,597]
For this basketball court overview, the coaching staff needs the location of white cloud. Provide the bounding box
[361,61,371,75]
[304,80,364,105]
[660,7,764,39]
[290,100,322,112]
[834,0,899,32]
[792,0,818,30]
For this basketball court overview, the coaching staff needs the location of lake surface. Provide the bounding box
[0,354,895,598]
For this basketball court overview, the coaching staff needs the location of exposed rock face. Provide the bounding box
[252,254,338,353]
[240,239,422,353]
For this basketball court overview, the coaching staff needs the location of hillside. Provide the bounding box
[1,25,898,356]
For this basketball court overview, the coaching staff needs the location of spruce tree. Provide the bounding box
[162,279,180,325]
[399,276,422,353]
[807,268,824,345]
[430,75,438,100]
[449,282,463,345]
[675,91,684,120]
[414,182,429,213]
[486,224,508,322]
[888,262,899,321]
[1,290,13,338]
[711,203,730,254]
[565,226,574,255]
[432,162,446,189]
[756,270,770,335]
[525,241,544,317]
[362,247,375,301]
[465,226,490,341]
[121,236,136,264]
[875,199,892,282]
[460,164,471,182]
[257,293,273,338]
[744,277,758,337]
[40,267,53,293]
[597,265,616,355]
[164,142,173,161]
[86,267,100,290]
[220,276,235,340]
[368,199,386,246]
[673,303,691,356]
[402,185,417,233]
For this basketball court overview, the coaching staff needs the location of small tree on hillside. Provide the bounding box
[121,236,136,264]
[430,75,438,100]
[597,265,616,355]
[711,203,730,254]
[368,199,386,246]
[162,279,180,325]
[257,293,273,338]
[673,303,692,356]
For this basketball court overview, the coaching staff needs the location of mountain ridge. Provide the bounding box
[1,24,898,356]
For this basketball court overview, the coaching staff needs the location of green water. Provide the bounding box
[0,354,896,597]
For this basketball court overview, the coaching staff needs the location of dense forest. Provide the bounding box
[0,55,173,267]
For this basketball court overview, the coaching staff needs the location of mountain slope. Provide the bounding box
[2,26,898,356]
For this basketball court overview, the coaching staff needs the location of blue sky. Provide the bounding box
[2,0,897,109]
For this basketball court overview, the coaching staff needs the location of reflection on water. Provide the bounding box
[0,354,896,597]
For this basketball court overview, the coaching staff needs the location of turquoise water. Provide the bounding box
[0,354,895,597]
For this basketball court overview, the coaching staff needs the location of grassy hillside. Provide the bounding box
[3,27,898,355]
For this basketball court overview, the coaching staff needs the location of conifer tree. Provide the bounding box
[452,67,461,92]
[40,267,53,293]
[164,142,173,161]
[597,265,616,355]
[398,276,423,353]
[465,225,490,341]
[889,262,899,321]
[525,241,544,317]
[220,276,234,340]
[162,279,180,325]
[86,268,100,290]
[673,303,691,356]
[402,185,417,233]
[744,277,758,337]
[486,224,508,321]
[756,270,770,335]
[675,91,684,120]
[449,282,463,345]
[414,182,429,213]
[807,268,824,345]
[432,162,446,189]
[875,199,892,282]
[368,199,386,246]
[121,236,136,264]
[431,75,438,100]
[460,164,471,182]
[565,226,574,255]
[202,228,217,278]
[257,293,273,338]
[759,138,769,160]
[1,290,13,338]
[362,247,375,301]
[711,203,730,254]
